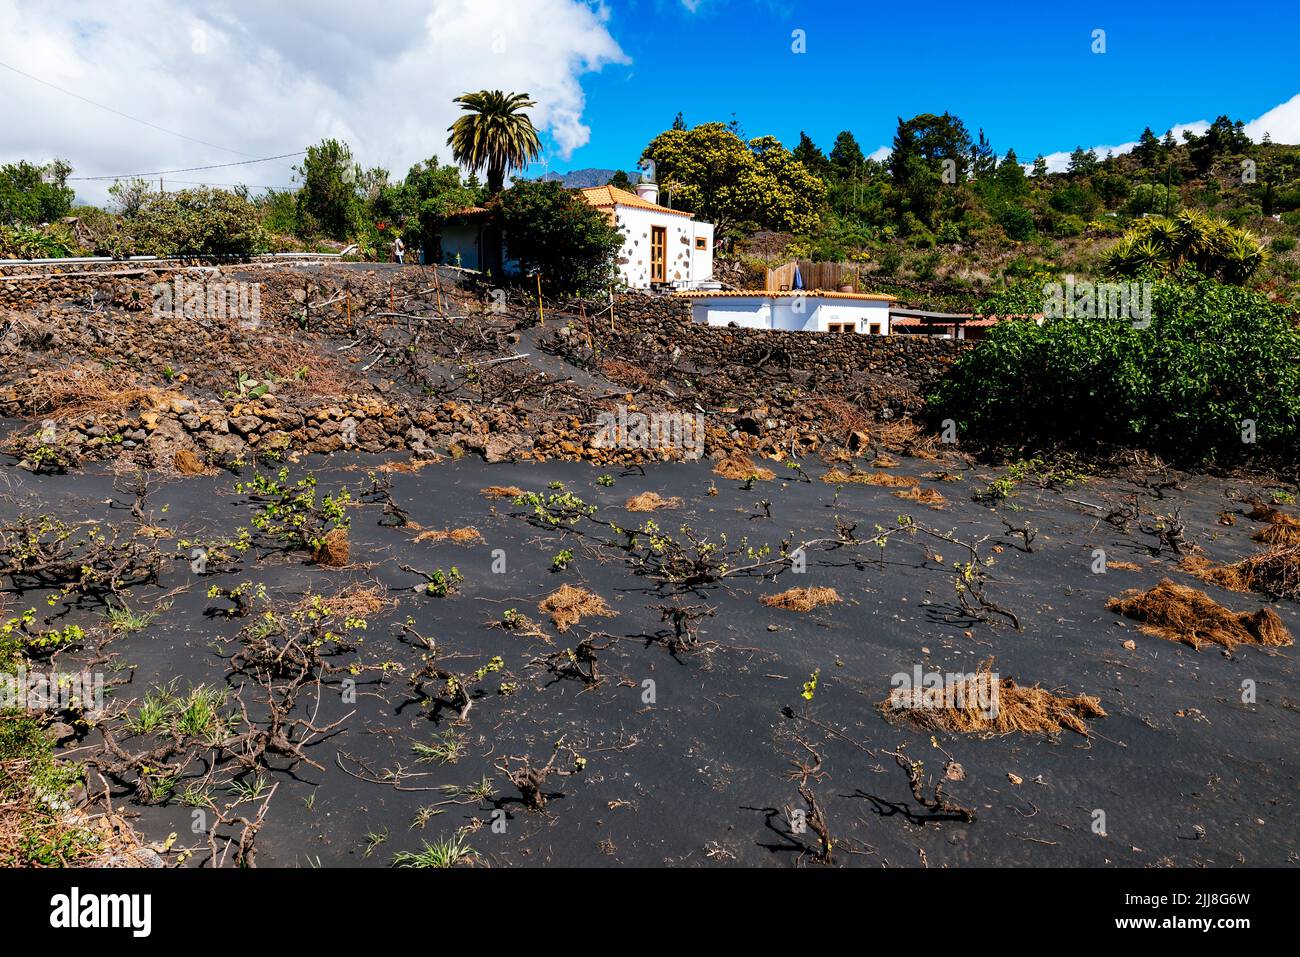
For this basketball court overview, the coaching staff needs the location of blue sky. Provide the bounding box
[4,0,1297,204]
[553,0,1300,174]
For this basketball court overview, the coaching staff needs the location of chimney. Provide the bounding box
[634,180,659,204]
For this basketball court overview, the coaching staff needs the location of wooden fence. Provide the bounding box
[765,260,866,292]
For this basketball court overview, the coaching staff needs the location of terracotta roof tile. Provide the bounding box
[578,185,694,218]
[674,289,895,303]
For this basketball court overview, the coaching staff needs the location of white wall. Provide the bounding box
[614,206,712,289]
[690,296,890,333]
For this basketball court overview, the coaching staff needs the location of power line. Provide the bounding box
[0,57,251,158]
[161,179,298,190]
[68,152,306,182]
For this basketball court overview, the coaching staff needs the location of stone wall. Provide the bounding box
[609,293,972,386]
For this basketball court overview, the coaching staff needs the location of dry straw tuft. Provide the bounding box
[19,363,165,421]
[312,527,350,568]
[1182,547,1300,602]
[624,491,683,512]
[713,455,775,481]
[1108,578,1292,651]
[538,585,616,633]
[878,659,1106,737]
[894,486,947,508]
[760,586,841,611]
[480,485,525,500]
[413,527,484,544]
[821,468,918,488]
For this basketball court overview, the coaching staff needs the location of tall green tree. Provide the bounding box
[792,132,831,179]
[889,113,973,184]
[641,123,824,236]
[294,139,363,240]
[829,130,865,180]
[447,90,543,194]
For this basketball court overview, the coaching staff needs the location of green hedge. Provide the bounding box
[929,277,1300,461]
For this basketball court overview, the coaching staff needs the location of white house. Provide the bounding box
[677,290,895,334]
[579,183,715,290]
[436,182,715,290]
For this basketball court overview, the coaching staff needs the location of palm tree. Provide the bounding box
[446,91,543,194]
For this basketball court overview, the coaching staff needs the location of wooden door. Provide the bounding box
[650,226,667,283]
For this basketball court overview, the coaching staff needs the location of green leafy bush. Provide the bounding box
[127,187,264,257]
[498,180,622,295]
[930,276,1300,461]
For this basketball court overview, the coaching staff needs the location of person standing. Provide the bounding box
[393,235,405,265]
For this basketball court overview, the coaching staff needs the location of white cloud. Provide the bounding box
[1243,91,1300,143]
[1034,120,1211,174]
[866,145,891,163]
[0,0,627,205]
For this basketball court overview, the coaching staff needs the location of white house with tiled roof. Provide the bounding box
[675,290,896,335]
[580,183,714,290]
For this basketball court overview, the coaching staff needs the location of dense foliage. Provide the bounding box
[446,90,543,194]
[0,160,73,226]
[498,180,622,295]
[126,187,264,257]
[641,123,825,237]
[1102,210,1266,283]
[930,276,1300,462]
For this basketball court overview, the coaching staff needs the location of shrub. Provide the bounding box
[127,187,264,257]
[1101,211,1267,284]
[930,276,1300,462]
[498,180,622,295]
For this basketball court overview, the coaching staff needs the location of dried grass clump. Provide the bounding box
[538,584,616,633]
[299,583,393,620]
[760,586,841,611]
[262,340,351,397]
[821,468,918,488]
[872,453,900,468]
[877,418,938,459]
[1254,524,1300,545]
[1183,547,1300,602]
[812,396,870,437]
[894,486,947,508]
[312,527,350,568]
[480,485,525,500]
[19,363,162,420]
[1107,578,1292,651]
[713,455,775,481]
[1246,501,1300,526]
[413,527,484,545]
[624,492,683,512]
[1106,560,1142,571]
[877,659,1106,737]
[1246,502,1300,544]
[173,449,207,476]
[600,358,657,390]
